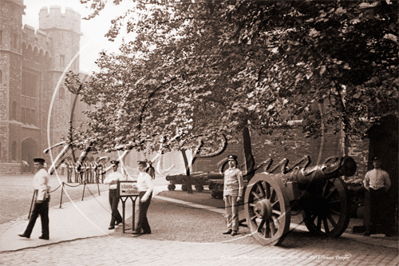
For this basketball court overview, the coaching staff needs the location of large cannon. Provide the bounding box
[244,155,357,246]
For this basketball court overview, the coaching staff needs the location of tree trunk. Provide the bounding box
[180,149,193,193]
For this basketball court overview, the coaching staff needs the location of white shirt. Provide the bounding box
[34,168,50,201]
[364,168,391,190]
[104,171,124,189]
[137,172,153,192]
[223,168,244,197]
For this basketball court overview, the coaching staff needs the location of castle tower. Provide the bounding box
[38,6,82,148]
[0,0,25,172]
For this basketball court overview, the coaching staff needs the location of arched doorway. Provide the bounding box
[21,138,38,173]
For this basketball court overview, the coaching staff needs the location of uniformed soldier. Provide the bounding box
[363,157,392,237]
[132,161,154,235]
[222,155,244,236]
[19,158,51,240]
[103,160,123,230]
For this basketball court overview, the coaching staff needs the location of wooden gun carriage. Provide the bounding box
[165,172,211,192]
[244,155,357,245]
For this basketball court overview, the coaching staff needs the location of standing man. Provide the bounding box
[103,160,123,230]
[94,157,100,184]
[132,161,154,235]
[223,155,244,236]
[363,157,392,237]
[19,158,51,240]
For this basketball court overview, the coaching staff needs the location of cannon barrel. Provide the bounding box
[286,156,357,185]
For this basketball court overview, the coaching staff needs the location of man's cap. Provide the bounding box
[373,157,381,162]
[33,158,45,164]
[110,160,119,165]
[227,155,238,161]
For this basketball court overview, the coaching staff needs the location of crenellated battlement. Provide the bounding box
[22,24,52,57]
[39,5,81,34]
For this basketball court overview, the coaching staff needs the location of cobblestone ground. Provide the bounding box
[1,179,398,266]
[1,235,398,266]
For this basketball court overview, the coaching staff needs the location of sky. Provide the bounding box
[22,0,135,73]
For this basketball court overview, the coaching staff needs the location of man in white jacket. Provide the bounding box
[19,158,51,240]
[103,160,124,230]
[132,161,154,235]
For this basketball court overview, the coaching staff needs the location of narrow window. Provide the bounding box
[13,34,17,49]
[21,107,25,123]
[32,109,36,125]
[12,141,17,161]
[11,101,17,120]
[26,109,31,124]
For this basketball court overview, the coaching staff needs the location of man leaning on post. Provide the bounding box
[19,158,51,240]
[363,157,392,237]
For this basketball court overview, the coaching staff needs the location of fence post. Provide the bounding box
[59,182,64,208]
[82,181,86,201]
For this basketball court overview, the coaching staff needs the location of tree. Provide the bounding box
[69,0,398,156]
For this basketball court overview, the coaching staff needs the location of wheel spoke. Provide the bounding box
[271,199,280,209]
[265,220,270,238]
[252,191,261,200]
[265,182,271,199]
[325,187,338,200]
[256,183,265,198]
[317,216,322,230]
[272,209,281,216]
[321,181,330,198]
[329,208,341,216]
[270,219,277,235]
[323,218,330,233]
[250,215,257,221]
[327,199,341,205]
[270,188,276,202]
[310,214,317,223]
[327,213,337,228]
[257,218,266,232]
[261,181,267,194]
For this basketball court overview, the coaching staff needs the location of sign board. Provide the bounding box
[118,181,140,197]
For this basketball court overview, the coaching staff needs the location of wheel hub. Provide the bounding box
[254,199,272,220]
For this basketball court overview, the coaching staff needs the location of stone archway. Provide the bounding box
[21,138,38,173]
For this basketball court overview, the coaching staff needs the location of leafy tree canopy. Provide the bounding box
[69,0,398,154]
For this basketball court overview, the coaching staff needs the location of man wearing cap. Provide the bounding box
[19,158,51,240]
[363,157,391,237]
[223,155,244,236]
[132,161,154,235]
[103,160,123,230]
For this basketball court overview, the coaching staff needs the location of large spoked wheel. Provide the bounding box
[244,173,291,246]
[302,178,350,237]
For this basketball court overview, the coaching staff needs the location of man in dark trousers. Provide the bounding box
[132,161,154,235]
[103,160,124,230]
[363,157,392,237]
[18,158,51,240]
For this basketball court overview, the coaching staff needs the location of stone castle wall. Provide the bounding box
[0,1,85,174]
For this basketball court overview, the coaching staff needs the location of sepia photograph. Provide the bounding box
[0,0,398,265]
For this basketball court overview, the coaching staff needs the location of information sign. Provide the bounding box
[118,181,140,197]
